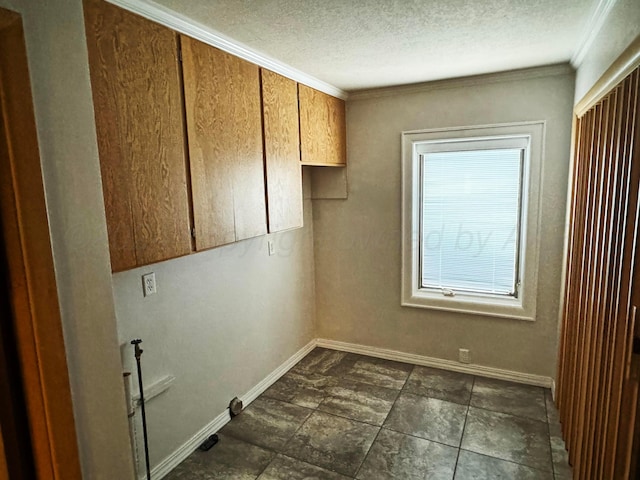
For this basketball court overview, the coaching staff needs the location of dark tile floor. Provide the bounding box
[165,348,573,479]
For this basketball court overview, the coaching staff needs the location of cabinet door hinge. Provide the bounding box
[191,227,196,239]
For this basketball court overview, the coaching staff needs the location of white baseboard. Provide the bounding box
[240,339,317,406]
[143,339,317,480]
[143,408,230,480]
[316,338,553,388]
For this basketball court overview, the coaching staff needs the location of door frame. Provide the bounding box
[0,7,81,479]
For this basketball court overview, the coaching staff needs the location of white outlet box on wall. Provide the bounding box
[142,273,156,297]
[459,348,470,364]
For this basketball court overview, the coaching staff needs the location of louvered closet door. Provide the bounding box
[556,67,640,479]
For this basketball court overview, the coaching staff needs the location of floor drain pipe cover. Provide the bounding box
[229,397,243,417]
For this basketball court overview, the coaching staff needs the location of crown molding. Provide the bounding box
[105,0,348,100]
[348,63,574,101]
[571,0,618,68]
[575,34,640,116]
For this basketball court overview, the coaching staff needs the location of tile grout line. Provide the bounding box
[349,364,415,478]
[352,423,384,479]
[452,375,476,478]
[544,388,556,478]
[273,350,382,478]
[457,448,558,476]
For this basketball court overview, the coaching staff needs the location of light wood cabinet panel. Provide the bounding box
[84,0,192,271]
[261,69,303,232]
[181,36,267,249]
[299,84,347,166]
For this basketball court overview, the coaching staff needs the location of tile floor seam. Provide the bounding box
[245,424,355,479]
[216,401,315,457]
[269,376,405,428]
[452,375,476,478]
[380,424,466,451]
[372,378,404,427]
[467,403,551,425]
[546,393,558,479]
[458,448,559,479]
[283,409,379,477]
[462,404,554,473]
[302,407,385,430]
[352,422,385,480]
[278,451,357,480]
[216,430,290,458]
[277,404,320,459]
[458,446,556,475]
[254,451,277,479]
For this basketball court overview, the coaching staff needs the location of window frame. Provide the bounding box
[401,122,545,321]
[417,138,527,298]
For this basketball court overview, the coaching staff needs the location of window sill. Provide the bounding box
[401,292,535,321]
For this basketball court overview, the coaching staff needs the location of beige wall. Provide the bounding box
[574,0,640,103]
[314,69,575,378]
[0,0,135,478]
[112,185,317,469]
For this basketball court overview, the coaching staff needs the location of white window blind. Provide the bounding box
[420,148,523,296]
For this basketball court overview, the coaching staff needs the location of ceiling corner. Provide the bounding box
[570,0,619,68]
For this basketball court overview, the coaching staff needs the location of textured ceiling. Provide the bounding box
[152,0,596,91]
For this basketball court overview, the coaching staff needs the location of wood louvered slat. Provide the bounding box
[568,107,598,462]
[558,112,587,417]
[583,96,614,479]
[560,107,591,453]
[573,103,604,473]
[613,69,640,479]
[595,85,629,478]
[605,71,638,479]
[591,89,620,478]
[558,111,589,410]
[596,76,633,478]
[556,67,640,479]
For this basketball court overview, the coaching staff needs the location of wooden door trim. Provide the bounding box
[0,8,81,479]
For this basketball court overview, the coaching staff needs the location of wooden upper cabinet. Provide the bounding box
[84,0,192,271]
[181,36,267,250]
[261,69,304,232]
[298,84,347,166]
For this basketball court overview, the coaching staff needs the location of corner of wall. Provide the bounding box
[8,0,137,477]
[573,0,640,103]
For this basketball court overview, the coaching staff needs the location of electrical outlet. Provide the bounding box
[459,348,470,364]
[268,240,275,256]
[142,273,156,297]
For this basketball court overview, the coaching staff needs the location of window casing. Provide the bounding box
[401,122,544,320]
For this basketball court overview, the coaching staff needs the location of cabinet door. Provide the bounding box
[181,36,267,249]
[299,84,347,166]
[261,69,303,232]
[84,0,192,271]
